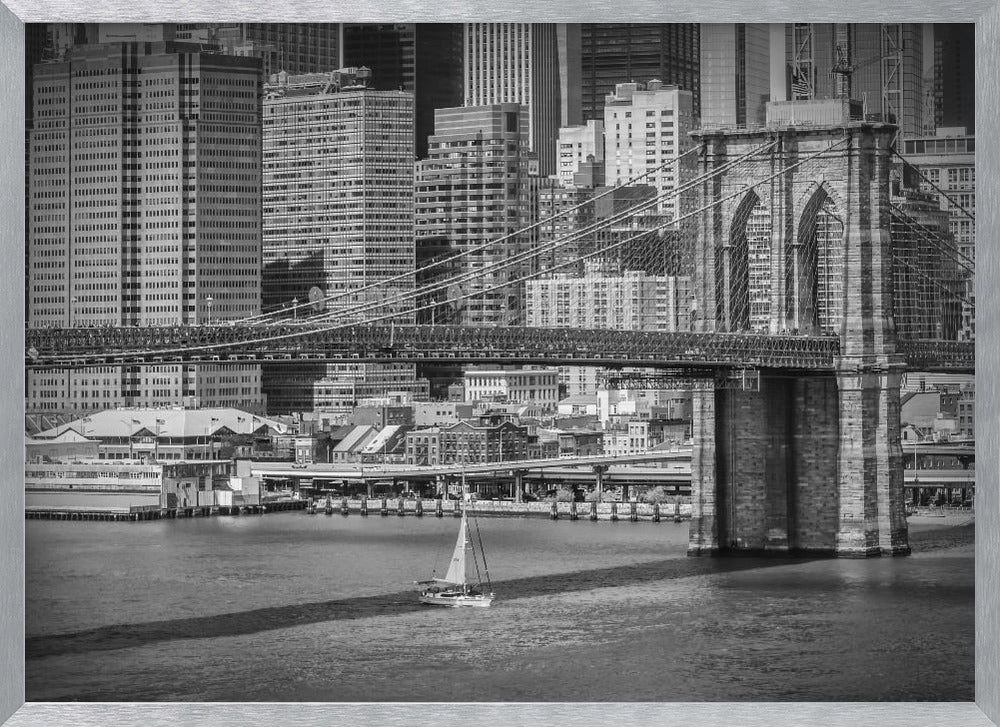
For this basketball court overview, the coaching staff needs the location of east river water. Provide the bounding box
[25,506,974,702]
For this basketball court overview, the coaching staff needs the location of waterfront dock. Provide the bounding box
[24,497,690,522]
[25,499,308,522]
[303,497,693,521]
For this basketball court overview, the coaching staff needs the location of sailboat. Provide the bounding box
[415,497,494,608]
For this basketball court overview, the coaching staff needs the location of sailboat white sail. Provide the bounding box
[416,499,494,607]
[442,508,470,587]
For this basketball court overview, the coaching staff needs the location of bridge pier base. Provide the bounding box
[834,358,910,557]
[688,369,909,558]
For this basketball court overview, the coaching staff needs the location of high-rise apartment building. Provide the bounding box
[262,69,415,318]
[785,23,924,137]
[26,41,265,412]
[463,23,561,176]
[901,128,976,340]
[581,24,700,123]
[603,80,696,219]
[700,24,771,128]
[261,69,426,414]
[526,266,691,396]
[556,120,605,186]
[341,23,464,159]
[415,104,532,327]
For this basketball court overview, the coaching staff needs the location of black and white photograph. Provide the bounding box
[15,17,981,710]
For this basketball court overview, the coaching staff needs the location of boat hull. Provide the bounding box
[419,592,494,608]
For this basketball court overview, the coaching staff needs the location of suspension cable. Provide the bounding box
[294,140,780,326]
[233,147,704,326]
[39,138,850,362]
[891,149,975,223]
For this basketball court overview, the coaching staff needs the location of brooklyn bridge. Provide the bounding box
[25,122,974,559]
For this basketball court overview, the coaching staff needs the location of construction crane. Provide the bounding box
[831,43,903,121]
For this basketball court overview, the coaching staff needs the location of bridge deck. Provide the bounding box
[24,324,973,373]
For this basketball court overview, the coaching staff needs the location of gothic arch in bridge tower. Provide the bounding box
[720,190,769,332]
[790,181,845,336]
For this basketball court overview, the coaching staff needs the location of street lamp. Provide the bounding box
[292,297,299,321]
[206,295,213,326]
[70,296,77,328]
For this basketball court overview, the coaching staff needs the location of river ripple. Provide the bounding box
[25,512,973,701]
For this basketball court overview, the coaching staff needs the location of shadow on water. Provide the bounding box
[26,522,973,660]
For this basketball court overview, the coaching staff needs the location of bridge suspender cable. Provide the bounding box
[890,205,975,274]
[37,138,851,363]
[293,140,782,327]
[232,146,705,326]
[891,149,976,224]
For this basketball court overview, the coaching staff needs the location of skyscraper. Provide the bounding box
[463,23,561,176]
[699,24,771,128]
[261,69,426,413]
[415,104,531,327]
[341,23,464,159]
[580,24,700,123]
[785,23,925,136]
[26,41,265,412]
[933,24,975,134]
[209,23,341,78]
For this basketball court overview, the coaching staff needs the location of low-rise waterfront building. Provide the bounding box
[405,421,529,465]
[25,428,99,463]
[413,402,475,427]
[330,425,379,464]
[360,425,412,465]
[25,461,163,492]
[557,395,600,417]
[32,408,289,462]
[160,459,261,509]
[557,430,604,457]
[463,368,560,409]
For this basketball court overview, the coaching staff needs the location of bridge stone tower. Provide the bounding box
[687,122,909,557]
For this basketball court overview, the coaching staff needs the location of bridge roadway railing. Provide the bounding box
[895,339,975,374]
[24,325,971,373]
[26,324,842,371]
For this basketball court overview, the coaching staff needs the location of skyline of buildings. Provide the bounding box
[26,39,266,414]
[23,22,976,417]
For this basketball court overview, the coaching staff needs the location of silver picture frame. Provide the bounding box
[1,2,997,725]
